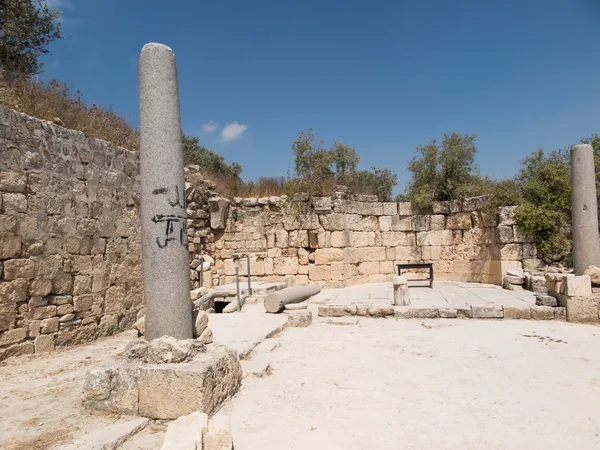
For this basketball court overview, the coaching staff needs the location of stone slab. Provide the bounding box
[64,417,150,450]
[82,344,242,419]
[161,411,207,450]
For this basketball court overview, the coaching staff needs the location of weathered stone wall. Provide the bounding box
[211,192,538,287]
[0,105,142,360]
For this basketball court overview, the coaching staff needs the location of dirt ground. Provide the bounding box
[229,317,600,450]
[2,314,600,449]
[0,331,138,450]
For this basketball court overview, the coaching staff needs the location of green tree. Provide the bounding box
[0,0,62,76]
[183,135,242,179]
[406,132,479,210]
[290,128,398,200]
[348,168,398,202]
[514,149,571,262]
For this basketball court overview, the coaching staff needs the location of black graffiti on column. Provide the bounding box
[151,185,187,249]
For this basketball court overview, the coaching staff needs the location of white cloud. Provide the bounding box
[202,121,218,135]
[220,121,248,142]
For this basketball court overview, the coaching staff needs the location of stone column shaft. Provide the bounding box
[139,43,193,340]
[571,144,600,275]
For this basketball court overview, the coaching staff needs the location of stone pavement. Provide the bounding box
[311,281,537,309]
[311,281,565,320]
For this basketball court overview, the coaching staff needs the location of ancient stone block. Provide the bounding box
[308,264,331,281]
[0,171,27,192]
[498,206,517,226]
[432,201,450,214]
[162,412,207,449]
[503,305,531,319]
[0,279,28,304]
[74,295,94,312]
[3,193,27,213]
[472,306,503,319]
[312,197,332,214]
[497,226,514,244]
[500,244,522,260]
[41,317,60,333]
[3,259,34,280]
[0,234,21,259]
[530,306,555,320]
[349,231,375,247]
[314,248,344,265]
[446,213,472,230]
[430,215,445,230]
[564,275,592,297]
[344,247,386,263]
[0,327,26,346]
[273,257,299,275]
[397,202,412,216]
[34,334,55,353]
[412,215,430,231]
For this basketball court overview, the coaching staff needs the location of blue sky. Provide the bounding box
[42,0,600,194]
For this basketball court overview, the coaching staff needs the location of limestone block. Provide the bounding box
[0,279,28,304]
[513,226,533,243]
[564,275,592,297]
[554,307,567,321]
[34,334,55,353]
[308,265,331,281]
[193,310,208,338]
[503,305,532,320]
[330,231,347,248]
[382,202,398,215]
[288,230,309,247]
[446,213,472,230]
[274,229,288,248]
[584,265,600,286]
[530,306,555,320]
[417,230,444,247]
[368,305,394,317]
[497,226,514,244]
[0,216,17,233]
[395,246,421,261]
[3,259,34,280]
[432,201,450,214]
[273,257,299,275]
[344,247,386,263]
[499,206,517,225]
[285,310,312,328]
[410,308,439,319]
[209,197,231,230]
[421,246,441,261]
[0,171,27,192]
[314,248,343,265]
[282,213,319,231]
[412,215,430,231]
[564,296,598,322]
[500,244,522,260]
[28,278,52,296]
[349,231,375,247]
[41,317,59,333]
[3,193,27,213]
[471,306,503,319]
[0,327,26,346]
[535,295,558,307]
[381,231,412,247]
[0,234,21,259]
[312,197,332,214]
[318,213,346,231]
[161,411,207,450]
[439,308,457,318]
[462,196,487,212]
[430,215,445,230]
[397,202,412,216]
[358,261,380,275]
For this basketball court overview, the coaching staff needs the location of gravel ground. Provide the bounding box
[229,317,600,450]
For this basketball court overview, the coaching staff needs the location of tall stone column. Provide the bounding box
[139,43,193,340]
[571,144,600,275]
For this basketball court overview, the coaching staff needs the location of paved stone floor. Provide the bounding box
[229,317,600,450]
[310,281,537,309]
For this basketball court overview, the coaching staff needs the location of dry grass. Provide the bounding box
[0,73,139,150]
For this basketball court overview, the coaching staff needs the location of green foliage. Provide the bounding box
[514,149,571,261]
[290,128,398,201]
[183,135,242,179]
[0,0,62,76]
[406,132,479,210]
[348,168,398,202]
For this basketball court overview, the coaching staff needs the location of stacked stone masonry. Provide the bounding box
[0,104,546,360]
[212,192,539,287]
[0,105,143,360]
